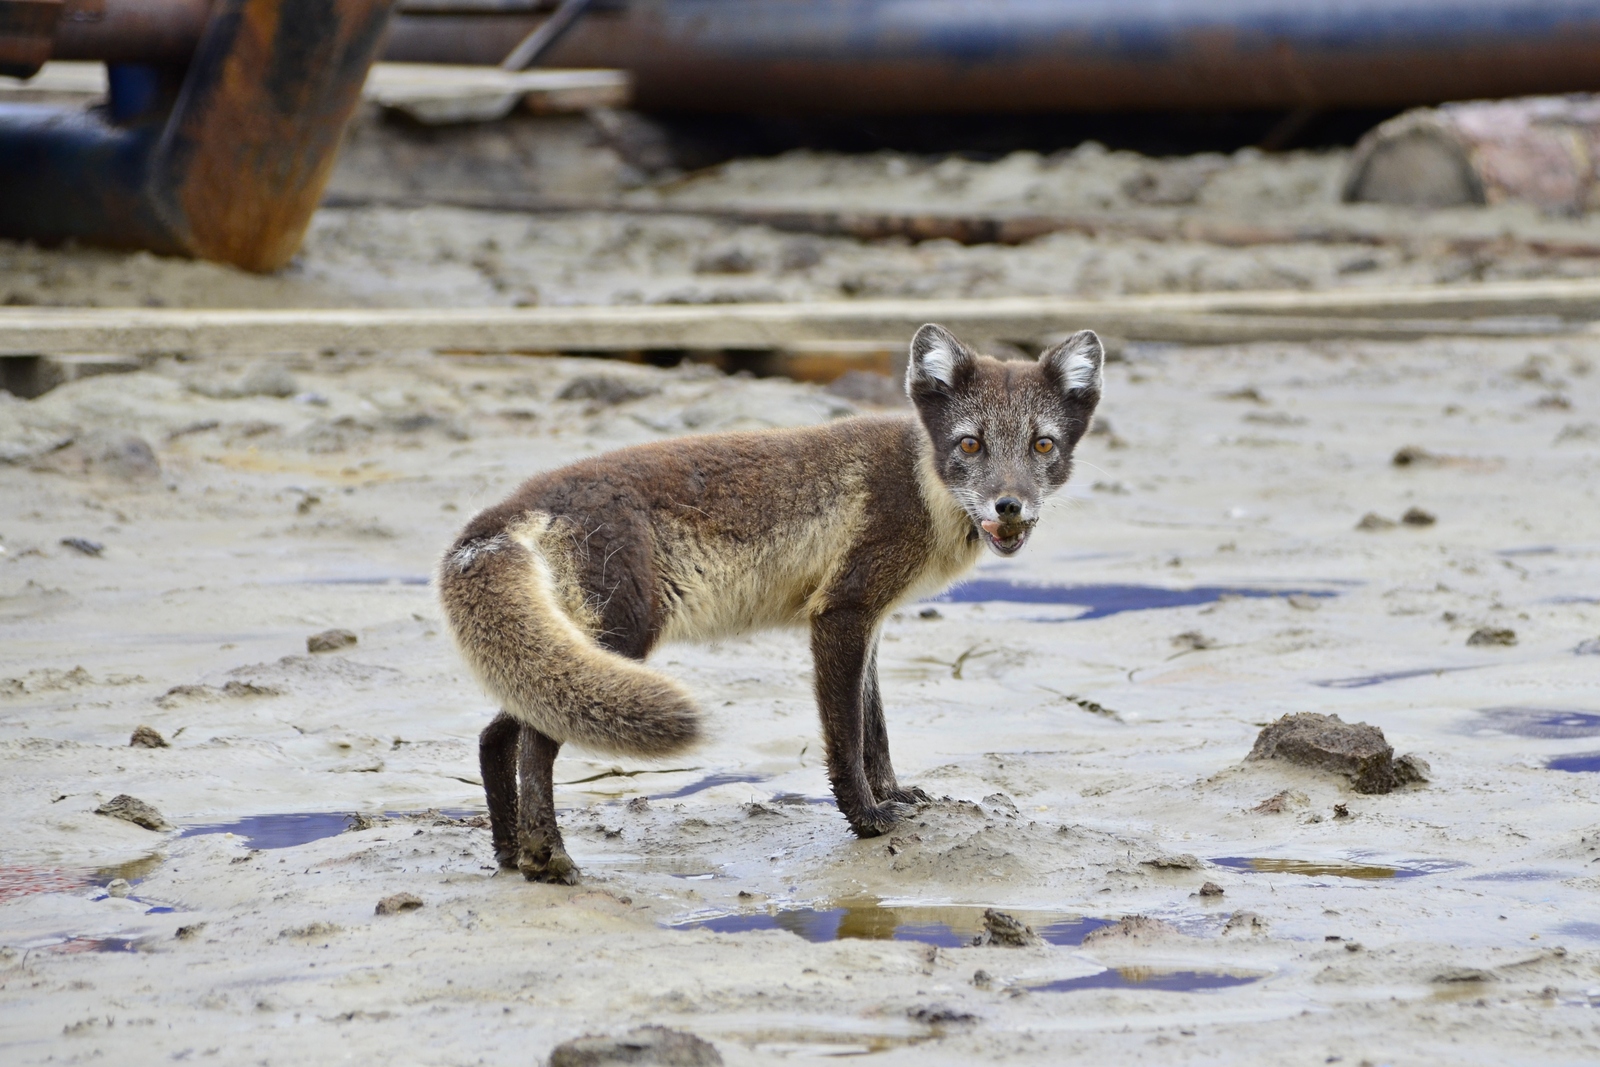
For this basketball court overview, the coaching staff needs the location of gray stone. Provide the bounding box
[129,725,168,748]
[307,628,358,653]
[548,1025,723,1067]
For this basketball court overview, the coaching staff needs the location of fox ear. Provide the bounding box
[1039,330,1104,398]
[906,323,976,395]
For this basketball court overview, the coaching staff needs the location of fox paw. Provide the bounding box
[848,802,916,838]
[493,845,520,872]
[517,838,579,885]
[882,785,933,806]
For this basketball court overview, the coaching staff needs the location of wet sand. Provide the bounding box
[2,328,1598,1063]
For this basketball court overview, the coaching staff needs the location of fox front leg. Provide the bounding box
[812,610,916,837]
[516,726,578,884]
[861,640,931,807]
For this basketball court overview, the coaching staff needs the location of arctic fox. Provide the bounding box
[438,323,1104,882]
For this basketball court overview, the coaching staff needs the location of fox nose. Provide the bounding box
[995,497,1023,521]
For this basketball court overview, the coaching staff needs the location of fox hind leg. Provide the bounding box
[516,726,578,884]
[479,712,522,869]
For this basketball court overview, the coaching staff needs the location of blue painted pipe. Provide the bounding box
[385,0,1600,112]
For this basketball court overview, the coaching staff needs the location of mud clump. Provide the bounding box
[307,628,358,653]
[1081,915,1182,944]
[59,537,104,556]
[129,725,168,748]
[547,1024,723,1066]
[1467,627,1517,647]
[973,909,1039,947]
[1248,712,1430,794]
[375,893,424,915]
[95,794,170,831]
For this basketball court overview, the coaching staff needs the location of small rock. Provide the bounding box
[1355,512,1396,531]
[374,893,424,915]
[1251,790,1301,814]
[626,796,649,814]
[95,794,170,831]
[129,725,168,748]
[307,628,358,654]
[547,1024,723,1067]
[918,607,942,619]
[1223,911,1268,936]
[1142,853,1203,870]
[1575,637,1600,655]
[971,969,993,989]
[174,923,206,940]
[105,878,131,898]
[280,922,341,939]
[907,1004,978,1025]
[1081,915,1182,944]
[1401,506,1436,526]
[60,536,104,556]
[1333,803,1351,818]
[1394,754,1431,784]
[1248,712,1420,795]
[973,909,1039,947]
[1467,627,1517,647]
[1198,881,1225,897]
[556,375,659,406]
[1171,630,1216,650]
[1432,967,1494,984]
[1392,445,1441,467]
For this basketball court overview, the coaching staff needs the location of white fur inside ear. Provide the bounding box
[1051,330,1104,394]
[918,336,958,386]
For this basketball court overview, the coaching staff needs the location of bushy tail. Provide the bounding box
[437,526,700,758]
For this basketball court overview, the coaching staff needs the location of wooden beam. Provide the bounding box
[1,279,1596,356]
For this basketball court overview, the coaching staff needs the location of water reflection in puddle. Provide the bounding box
[1474,708,1600,739]
[181,808,482,850]
[1314,666,1481,689]
[932,581,1337,620]
[1212,857,1462,880]
[1033,968,1263,993]
[649,772,766,801]
[675,903,1113,947]
[0,854,169,904]
[1548,753,1600,773]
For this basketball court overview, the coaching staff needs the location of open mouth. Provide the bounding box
[979,519,1031,556]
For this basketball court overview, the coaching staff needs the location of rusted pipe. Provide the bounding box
[51,0,215,63]
[0,0,393,271]
[384,0,1600,114]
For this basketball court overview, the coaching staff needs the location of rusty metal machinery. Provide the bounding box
[379,0,1600,114]
[0,0,392,271]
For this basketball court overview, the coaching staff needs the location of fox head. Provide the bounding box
[906,323,1103,557]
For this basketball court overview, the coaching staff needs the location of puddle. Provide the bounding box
[675,902,1113,947]
[649,772,766,801]
[1211,856,1462,880]
[1032,967,1263,994]
[181,808,482,850]
[1554,922,1600,941]
[1472,707,1600,739]
[43,937,141,955]
[1548,753,1600,773]
[1466,870,1570,883]
[931,581,1337,620]
[1314,665,1482,689]
[300,576,430,586]
[0,854,168,904]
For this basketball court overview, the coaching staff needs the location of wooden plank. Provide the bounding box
[1,280,1596,356]
[322,190,1600,259]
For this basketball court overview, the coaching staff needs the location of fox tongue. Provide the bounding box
[980,520,1004,537]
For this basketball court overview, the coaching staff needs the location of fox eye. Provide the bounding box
[958,436,981,455]
[1034,437,1055,454]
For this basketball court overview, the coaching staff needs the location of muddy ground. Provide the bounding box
[2,136,1600,1065]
